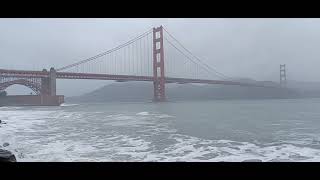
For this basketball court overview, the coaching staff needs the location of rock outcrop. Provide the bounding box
[0,149,16,162]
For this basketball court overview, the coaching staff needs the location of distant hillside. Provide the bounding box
[66,80,308,103]
[67,82,153,102]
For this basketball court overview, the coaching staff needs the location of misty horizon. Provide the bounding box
[1,18,320,96]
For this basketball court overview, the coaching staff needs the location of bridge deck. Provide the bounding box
[0,69,277,88]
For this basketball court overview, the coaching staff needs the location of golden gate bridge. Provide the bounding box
[0,26,279,105]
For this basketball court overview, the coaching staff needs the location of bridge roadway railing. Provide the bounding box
[0,69,48,78]
[0,69,279,88]
[56,72,153,81]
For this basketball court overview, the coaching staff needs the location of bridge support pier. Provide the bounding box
[41,69,49,95]
[153,26,166,102]
[49,67,56,96]
[40,67,56,96]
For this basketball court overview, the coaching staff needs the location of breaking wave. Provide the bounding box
[1,106,320,162]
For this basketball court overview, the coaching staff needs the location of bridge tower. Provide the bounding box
[49,67,57,96]
[153,26,166,102]
[40,67,56,96]
[41,69,49,95]
[280,64,286,86]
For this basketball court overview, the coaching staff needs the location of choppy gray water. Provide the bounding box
[1,98,320,162]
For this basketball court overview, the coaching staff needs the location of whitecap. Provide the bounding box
[60,103,79,107]
[156,114,174,118]
[136,112,149,116]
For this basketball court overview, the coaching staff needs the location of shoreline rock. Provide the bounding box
[0,149,17,162]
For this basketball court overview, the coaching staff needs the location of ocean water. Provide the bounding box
[1,98,320,162]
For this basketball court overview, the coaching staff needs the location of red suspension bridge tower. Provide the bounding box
[153,26,166,102]
[280,64,286,86]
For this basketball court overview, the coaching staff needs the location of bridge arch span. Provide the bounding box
[0,79,41,95]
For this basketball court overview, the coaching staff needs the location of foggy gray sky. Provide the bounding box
[1,18,320,96]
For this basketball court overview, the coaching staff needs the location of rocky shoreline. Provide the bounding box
[0,149,16,162]
[0,120,17,162]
